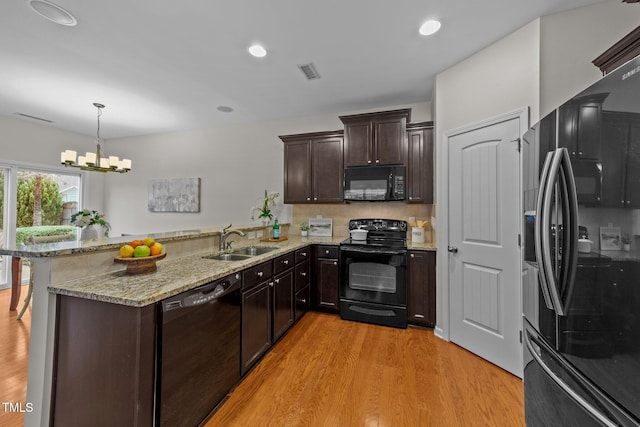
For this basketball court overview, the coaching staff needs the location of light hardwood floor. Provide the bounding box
[1,287,30,427]
[0,288,525,427]
[208,312,525,427]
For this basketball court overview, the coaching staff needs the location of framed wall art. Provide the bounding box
[600,226,621,250]
[148,178,201,213]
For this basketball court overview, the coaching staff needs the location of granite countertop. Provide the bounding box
[48,236,344,307]
[593,249,640,262]
[48,234,436,308]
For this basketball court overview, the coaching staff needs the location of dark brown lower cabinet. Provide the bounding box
[408,250,436,327]
[295,286,311,321]
[313,246,340,313]
[273,268,294,342]
[241,280,272,375]
[51,295,156,427]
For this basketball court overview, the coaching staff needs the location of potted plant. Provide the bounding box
[71,209,111,240]
[251,190,279,226]
[300,221,310,237]
[622,233,631,252]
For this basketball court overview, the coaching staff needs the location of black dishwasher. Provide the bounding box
[157,272,241,427]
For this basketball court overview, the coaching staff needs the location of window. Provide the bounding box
[0,161,84,289]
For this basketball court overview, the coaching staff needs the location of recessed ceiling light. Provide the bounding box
[217,106,234,113]
[419,20,441,36]
[248,44,267,58]
[27,0,77,26]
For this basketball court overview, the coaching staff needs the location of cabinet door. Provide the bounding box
[407,251,436,327]
[601,116,628,207]
[623,122,640,207]
[575,102,602,159]
[315,257,340,312]
[311,136,344,202]
[344,120,372,166]
[273,269,294,342]
[283,140,311,203]
[407,127,434,203]
[374,117,405,165]
[241,282,272,375]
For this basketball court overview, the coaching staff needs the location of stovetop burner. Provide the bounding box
[340,219,408,249]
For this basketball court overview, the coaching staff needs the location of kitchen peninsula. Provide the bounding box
[0,225,435,426]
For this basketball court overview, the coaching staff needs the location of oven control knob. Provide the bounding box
[447,246,458,253]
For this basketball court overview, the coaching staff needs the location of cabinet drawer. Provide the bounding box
[316,245,339,258]
[242,261,273,291]
[295,246,311,264]
[295,260,310,292]
[294,286,310,322]
[273,252,295,275]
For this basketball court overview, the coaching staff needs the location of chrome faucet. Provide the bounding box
[219,224,246,251]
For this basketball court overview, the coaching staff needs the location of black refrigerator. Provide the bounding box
[522,56,640,426]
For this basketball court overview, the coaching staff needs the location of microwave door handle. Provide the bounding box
[556,148,579,316]
[535,151,555,310]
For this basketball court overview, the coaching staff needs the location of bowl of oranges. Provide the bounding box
[114,237,166,275]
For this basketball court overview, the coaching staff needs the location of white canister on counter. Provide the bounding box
[412,227,425,243]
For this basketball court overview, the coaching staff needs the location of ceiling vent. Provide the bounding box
[14,112,53,123]
[298,63,321,80]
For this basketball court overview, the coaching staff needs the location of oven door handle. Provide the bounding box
[341,247,407,256]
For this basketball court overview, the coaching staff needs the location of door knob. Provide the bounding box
[447,246,458,253]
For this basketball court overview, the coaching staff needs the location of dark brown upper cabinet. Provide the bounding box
[281,130,344,204]
[406,122,434,204]
[593,25,640,75]
[340,109,411,167]
[558,93,608,159]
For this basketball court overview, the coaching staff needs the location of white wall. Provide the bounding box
[540,0,640,117]
[0,116,105,210]
[433,19,541,331]
[105,102,431,236]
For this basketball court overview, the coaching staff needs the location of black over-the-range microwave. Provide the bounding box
[344,165,405,201]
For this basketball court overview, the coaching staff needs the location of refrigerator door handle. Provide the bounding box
[523,323,621,427]
[534,151,555,310]
[556,148,579,316]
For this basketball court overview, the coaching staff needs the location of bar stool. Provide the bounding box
[16,234,75,321]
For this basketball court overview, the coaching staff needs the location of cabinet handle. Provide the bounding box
[299,299,307,303]
[235,273,240,280]
[572,151,576,155]
[269,281,274,287]
[283,259,289,265]
[275,278,280,284]
[333,261,337,266]
[367,160,372,164]
[325,250,330,254]
[307,197,311,201]
[410,254,415,258]
[375,159,380,164]
[415,314,425,319]
[301,252,307,256]
[257,271,263,277]
[578,151,583,156]
[301,272,307,276]
[409,196,413,200]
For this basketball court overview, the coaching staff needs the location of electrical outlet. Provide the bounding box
[248,231,256,240]
[257,230,264,238]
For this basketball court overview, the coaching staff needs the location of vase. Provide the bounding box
[80,225,100,240]
[301,230,308,237]
[624,243,631,252]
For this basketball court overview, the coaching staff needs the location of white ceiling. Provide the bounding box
[1,0,607,139]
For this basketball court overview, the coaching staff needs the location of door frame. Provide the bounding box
[435,107,528,341]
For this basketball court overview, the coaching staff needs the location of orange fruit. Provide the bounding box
[119,245,134,258]
[130,240,143,249]
[150,242,163,256]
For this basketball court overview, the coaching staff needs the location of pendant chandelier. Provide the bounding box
[60,103,132,173]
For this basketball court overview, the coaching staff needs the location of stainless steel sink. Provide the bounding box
[203,246,278,261]
[203,253,252,261]
[232,246,279,256]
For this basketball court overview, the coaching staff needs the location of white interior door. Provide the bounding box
[448,116,522,377]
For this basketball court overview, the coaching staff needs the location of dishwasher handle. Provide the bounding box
[163,273,241,312]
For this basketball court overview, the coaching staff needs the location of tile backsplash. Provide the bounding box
[579,207,639,251]
[291,203,434,242]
